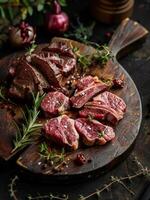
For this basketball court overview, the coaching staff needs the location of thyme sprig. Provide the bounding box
[39,142,65,166]
[12,92,45,153]
[8,175,18,200]
[78,157,150,200]
[28,194,69,200]
[93,45,111,65]
[64,20,95,43]
[72,44,111,69]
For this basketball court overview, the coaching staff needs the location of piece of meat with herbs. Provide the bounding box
[79,91,126,125]
[43,115,79,150]
[75,118,115,146]
[41,91,70,116]
[9,60,49,99]
[70,76,108,109]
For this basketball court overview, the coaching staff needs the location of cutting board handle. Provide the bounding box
[108,18,149,58]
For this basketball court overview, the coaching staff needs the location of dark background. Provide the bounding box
[0,0,150,200]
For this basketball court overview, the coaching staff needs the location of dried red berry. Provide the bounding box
[112,78,124,89]
[74,153,86,165]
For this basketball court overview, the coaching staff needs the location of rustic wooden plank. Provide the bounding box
[0,18,148,182]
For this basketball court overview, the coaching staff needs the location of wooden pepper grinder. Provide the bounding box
[90,0,134,24]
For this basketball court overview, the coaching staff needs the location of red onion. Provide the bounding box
[9,22,36,48]
[45,0,69,33]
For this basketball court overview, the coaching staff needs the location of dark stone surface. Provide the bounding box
[0,0,150,200]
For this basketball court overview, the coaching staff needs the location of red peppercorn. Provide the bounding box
[74,153,86,165]
[112,78,124,89]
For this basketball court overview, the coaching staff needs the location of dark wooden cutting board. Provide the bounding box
[0,18,148,182]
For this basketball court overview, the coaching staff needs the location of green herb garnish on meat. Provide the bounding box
[98,131,105,138]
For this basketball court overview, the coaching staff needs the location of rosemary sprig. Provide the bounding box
[12,92,45,153]
[39,142,65,166]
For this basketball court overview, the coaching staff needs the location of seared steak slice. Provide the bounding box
[70,76,108,108]
[31,54,67,93]
[41,91,70,116]
[75,118,115,146]
[44,42,76,58]
[79,91,126,124]
[9,60,49,99]
[43,115,79,150]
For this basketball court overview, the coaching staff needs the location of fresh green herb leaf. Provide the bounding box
[26,42,37,55]
[98,131,105,138]
[39,142,65,166]
[12,92,45,153]
[72,44,111,70]
[93,45,112,65]
[77,54,91,69]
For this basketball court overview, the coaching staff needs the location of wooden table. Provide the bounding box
[0,0,149,199]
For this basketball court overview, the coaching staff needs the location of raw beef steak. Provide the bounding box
[43,115,79,150]
[93,91,126,113]
[70,76,108,108]
[75,118,115,146]
[41,92,70,116]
